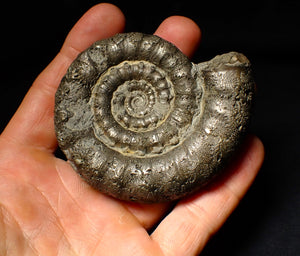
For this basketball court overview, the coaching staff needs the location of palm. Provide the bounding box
[0,140,166,255]
[0,4,264,255]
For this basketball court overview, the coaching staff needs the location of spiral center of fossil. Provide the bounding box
[111,78,165,132]
[91,60,175,134]
[90,58,196,157]
[115,80,154,119]
[126,91,148,115]
[129,92,146,109]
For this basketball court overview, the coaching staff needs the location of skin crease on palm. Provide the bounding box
[0,3,264,256]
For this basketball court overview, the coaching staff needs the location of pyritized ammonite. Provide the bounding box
[54,32,255,203]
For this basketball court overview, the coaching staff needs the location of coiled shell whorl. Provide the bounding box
[54,32,255,203]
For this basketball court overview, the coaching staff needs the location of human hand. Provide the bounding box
[0,3,264,255]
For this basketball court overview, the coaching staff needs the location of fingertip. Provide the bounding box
[154,16,201,58]
[243,134,265,169]
[79,2,126,35]
[252,135,265,158]
[86,3,126,37]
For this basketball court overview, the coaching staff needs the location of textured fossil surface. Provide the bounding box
[54,32,255,203]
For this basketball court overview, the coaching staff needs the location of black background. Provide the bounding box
[1,0,299,255]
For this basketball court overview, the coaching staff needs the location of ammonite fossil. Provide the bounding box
[54,32,255,203]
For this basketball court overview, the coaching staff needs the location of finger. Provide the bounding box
[2,3,125,152]
[60,4,125,62]
[151,136,264,255]
[154,16,201,58]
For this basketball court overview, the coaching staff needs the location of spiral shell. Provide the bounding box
[54,32,255,203]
